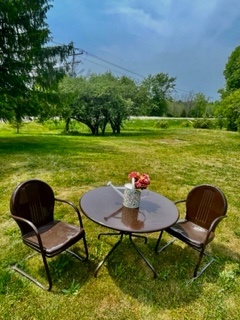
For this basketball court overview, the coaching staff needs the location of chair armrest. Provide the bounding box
[174,199,187,219]
[10,214,45,250]
[55,198,84,228]
[204,215,227,244]
[208,215,227,234]
[174,199,186,205]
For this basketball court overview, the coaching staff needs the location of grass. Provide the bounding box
[0,120,239,320]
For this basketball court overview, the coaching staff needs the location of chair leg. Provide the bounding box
[11,252,52,291]
[82,236,89,260]
[41,253,52,290]
[193,249,214,279]
[155,231,176,253]
[155,230,163,252]
[155,233,214,279]
[66,236,89,262]
[12,235,88,290]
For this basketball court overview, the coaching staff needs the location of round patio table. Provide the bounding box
[80,186,178,277]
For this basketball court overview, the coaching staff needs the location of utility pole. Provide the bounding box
[68,46,83,77]
[65,45,83,133]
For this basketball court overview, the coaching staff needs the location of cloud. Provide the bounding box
[105,6,169,38]
[47,0,240,99]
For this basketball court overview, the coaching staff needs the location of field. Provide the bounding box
[0,119,239,320]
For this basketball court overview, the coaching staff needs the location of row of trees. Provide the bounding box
[58,72,177,134]
[57,73,216,134]
[0,0,239,133]
[0,0,213,135]
[0,1,179,134]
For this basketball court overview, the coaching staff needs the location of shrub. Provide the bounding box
[155,120,169,129]
[181,120,193,128]
[216,116,226,130]
[225,105,240,132]
[192,118,215,129]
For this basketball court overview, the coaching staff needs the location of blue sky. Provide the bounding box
[47,0,240,101]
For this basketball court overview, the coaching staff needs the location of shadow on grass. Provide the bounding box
[5,246,95,294]
[50,130,169,139]
[0,135,119,154]
[0,135,120,187]
[96,235,238,309]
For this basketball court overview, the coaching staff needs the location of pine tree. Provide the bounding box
[0,0,73,120]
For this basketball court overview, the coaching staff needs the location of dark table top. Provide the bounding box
[80,186,179,234]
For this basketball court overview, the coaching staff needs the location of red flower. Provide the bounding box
[128,171,140,180]
[128,171,151,189]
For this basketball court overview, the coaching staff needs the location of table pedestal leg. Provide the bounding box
[94,232,157,278]
[94,233,123,277]
[129,234,157,278]
[131,233,148,244]
[98,232,122,239]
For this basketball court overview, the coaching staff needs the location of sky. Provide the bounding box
[47,0,240,101]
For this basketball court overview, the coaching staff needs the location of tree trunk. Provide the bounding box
[65,117,70,132]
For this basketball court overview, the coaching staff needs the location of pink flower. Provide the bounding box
[128,171,140,181]
[128,171,151,189]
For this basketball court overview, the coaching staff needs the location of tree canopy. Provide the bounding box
[0,0,73,121]
[142,73,176,116]
[216,89,240,131]
[218,45,240,131]
[223,46,240,94]
[59,73,134,135]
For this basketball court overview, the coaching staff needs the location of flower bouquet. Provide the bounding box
[128,171,151,189]
[123,171,150,208]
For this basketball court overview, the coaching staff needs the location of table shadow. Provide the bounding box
[104,236,238,309]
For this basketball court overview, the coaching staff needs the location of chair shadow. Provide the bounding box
[11,246,95,293]
[49,252,96,293]
[103,235,238,308]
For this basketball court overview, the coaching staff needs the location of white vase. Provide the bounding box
[123,183,141,208]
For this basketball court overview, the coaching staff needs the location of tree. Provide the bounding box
[107,91,130,134]
[69,73,130,135]
[142,73,176,116]
[0,0,73,122]
[223,46,240,94]
[116,76,144,116]
[189,93,209,118]
[59,73,133,135]
[216,89,240,131]
[217,46,240,131]
[58,76,86,132]
[176,92,210,118]
[179,91,195,117]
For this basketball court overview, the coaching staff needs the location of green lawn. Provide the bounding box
[0,120,239,320]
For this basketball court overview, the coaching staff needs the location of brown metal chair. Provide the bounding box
[155,184,228,278]
[10,179,88,291]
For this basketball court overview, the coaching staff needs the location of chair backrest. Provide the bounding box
[10,179,55,235]
[185,184,228,230]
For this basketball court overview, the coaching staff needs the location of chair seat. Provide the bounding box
[23,220,85,256]
[167,220,215,248]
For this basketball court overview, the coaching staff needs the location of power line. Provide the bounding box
[72,45,194,94]
[50,40,145,79]
[81,57,141,81]
[84,51,145,79]
[50,40,197,95]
